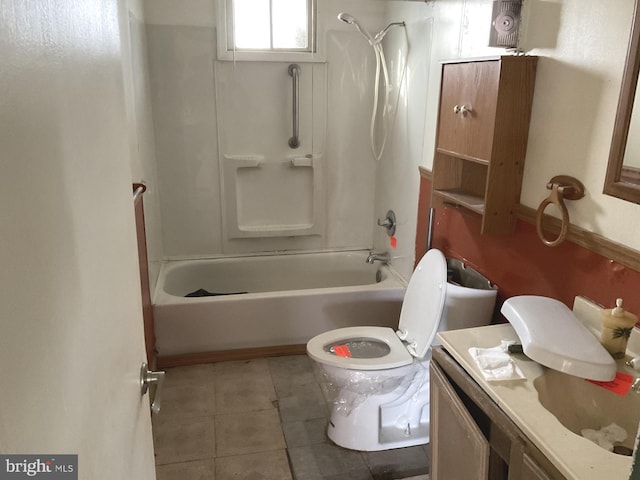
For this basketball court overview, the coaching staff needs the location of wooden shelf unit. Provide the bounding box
[431,55,538,234]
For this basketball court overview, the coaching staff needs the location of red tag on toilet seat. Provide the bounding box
[333,345,352,357]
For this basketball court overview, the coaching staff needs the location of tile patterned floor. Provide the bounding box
[152,355,430,480]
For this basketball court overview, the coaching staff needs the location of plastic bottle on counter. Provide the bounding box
[600,298,638,359]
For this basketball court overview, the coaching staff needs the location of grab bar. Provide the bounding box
[288,64,300,149]
[133,183,147,204]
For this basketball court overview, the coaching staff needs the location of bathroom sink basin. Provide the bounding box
[533,368,640,450]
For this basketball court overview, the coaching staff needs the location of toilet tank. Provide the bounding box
[438,258,497,334]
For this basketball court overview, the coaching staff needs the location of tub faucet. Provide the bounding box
[366,251,390,265]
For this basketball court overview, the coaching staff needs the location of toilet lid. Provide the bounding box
[397,249,447,358]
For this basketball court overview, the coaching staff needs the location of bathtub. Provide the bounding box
[153,251,406,357]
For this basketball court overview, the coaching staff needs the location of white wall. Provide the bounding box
[144,0,387,259]
[520,0,639,250]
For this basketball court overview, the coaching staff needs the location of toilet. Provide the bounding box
[306,248,497,451]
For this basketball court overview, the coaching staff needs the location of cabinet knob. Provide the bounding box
[454,104,472,115]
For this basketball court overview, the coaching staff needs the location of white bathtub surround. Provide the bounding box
[145,22,223,256]
[142,0,439,270]
[214,60,326,243]
[145,0,392,259]
[220,153,324,238]
[372,3,435,280]
[153,251,406,356]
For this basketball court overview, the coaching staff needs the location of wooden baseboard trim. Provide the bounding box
[157,344,308,368]
[514,204,640,271]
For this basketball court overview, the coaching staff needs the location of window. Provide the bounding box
[218,0,317,61]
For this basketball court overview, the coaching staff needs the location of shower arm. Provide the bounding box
[374,22,406,44]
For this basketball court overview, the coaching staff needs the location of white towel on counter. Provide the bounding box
[468,340,526,382]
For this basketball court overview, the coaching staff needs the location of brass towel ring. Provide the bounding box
[535,175,585,247]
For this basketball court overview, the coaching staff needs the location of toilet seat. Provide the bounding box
[306,326,414,370]
[306,249,448,371]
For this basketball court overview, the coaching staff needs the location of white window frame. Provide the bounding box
[216,0,322,62]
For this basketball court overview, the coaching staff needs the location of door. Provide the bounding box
[0,2,156,479]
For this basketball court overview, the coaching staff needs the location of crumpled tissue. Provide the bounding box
[468,340,526,382]
[581,423,628,452]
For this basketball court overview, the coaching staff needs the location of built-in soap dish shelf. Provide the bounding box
[221,153,324,239]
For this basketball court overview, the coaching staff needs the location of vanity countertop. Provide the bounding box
[437,323,634,480]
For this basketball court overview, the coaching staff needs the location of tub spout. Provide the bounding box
[366,251,390,265]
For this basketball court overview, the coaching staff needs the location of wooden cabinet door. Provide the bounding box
[436,61,501,162]
[431,362,490,480]
[508,452,554,480]
[520,453,554,480]
[509,441,558,480]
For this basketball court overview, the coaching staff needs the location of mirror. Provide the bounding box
[604,0,640,204]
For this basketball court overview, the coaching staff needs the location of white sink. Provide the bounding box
[438,318,635,479]
[533,367,640,451]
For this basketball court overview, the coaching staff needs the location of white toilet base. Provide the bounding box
[325,371,431,451]
[328,415,430,451]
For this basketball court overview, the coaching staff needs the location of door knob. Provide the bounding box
[140,362,165,415]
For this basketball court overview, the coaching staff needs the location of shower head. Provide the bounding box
[337,12,355,24]
[337,12,376,45]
